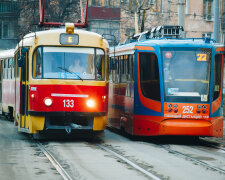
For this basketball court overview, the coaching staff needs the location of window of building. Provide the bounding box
[0,2,18,13]
[0,21,16,39]
[89,0,120,7]
[203,0,214,21]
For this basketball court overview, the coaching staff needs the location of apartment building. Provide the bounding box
[0,0,18,50]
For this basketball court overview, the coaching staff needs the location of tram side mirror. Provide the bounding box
[17,54,24,67]
[110,58,117,70]
[18,48,29,67]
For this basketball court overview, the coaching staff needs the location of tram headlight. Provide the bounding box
[44,98,53,106]
[86,99,95,108]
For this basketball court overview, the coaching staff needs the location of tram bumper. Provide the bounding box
[159,117,223,137]
[28,111,107,133]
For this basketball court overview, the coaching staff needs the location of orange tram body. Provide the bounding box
[108,26,224,137]
[0,24,109,135]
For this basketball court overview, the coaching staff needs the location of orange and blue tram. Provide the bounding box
[0,23,109,135]
[108,26,224,137]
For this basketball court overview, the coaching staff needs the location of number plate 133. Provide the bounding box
[63,99,74,108]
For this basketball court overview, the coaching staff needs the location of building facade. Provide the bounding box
[120,0,225,43]
[87,0,121,45]
[0,0,18,50]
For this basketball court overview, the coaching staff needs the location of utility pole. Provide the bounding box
[178,0,184,37]
[166,0,170,25]
[178,0,184,27]
[214,0,219,42]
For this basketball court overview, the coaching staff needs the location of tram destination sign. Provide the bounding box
[60,34,79,45]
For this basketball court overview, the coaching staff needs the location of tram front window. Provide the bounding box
[33,46,105,80]
[162,48,211,102]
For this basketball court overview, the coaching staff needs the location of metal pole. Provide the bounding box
[166,0,170,25]
[178,0,184,27]
[214,0,219,42]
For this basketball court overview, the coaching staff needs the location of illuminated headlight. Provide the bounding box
[86,99,95,108]
[44,98,53,106]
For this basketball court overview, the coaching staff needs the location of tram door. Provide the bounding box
[18,49,29,130]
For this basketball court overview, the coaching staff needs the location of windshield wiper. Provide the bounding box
[58,67,83,81]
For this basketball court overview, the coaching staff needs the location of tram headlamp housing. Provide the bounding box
[86,99,95,108]
[44,98,53,106]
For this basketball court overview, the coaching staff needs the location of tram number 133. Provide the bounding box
[63,99,74,108]
[182,106,193,114]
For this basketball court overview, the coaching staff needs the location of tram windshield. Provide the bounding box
[33,46,105,80]
[162,48,211,102]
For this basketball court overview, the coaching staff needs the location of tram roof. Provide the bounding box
[110,38,224,56]
[17,28,109,49]
[137,38,223,47]
[0,49,15,59]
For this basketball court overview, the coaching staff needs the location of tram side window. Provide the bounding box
[16,53,20,78]
[109,56,116,82]
[213,54,222,100]
[4,60,8,79]
[34,47,42,78]
[116,56,120,83]
[95,49,105,80]
[121,55,129,83]
[128,54,134,81]
[8,59,11,79]
[120,55,126,83]
[139,53,160,101]
[12,58,14,78]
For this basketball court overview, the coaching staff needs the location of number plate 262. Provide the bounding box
[63,99,74,108]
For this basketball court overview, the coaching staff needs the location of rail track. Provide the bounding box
[198,138,225,153]
[36,142,73,180]
[97,144,162,180]
[35,140,162,180]
[159,144,225,175]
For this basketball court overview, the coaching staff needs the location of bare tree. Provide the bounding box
[18,0,81,39]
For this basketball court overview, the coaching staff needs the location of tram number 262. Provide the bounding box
[63,99,74,108]
[182,106,193,114]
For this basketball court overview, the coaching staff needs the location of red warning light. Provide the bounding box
[165,52,172,58]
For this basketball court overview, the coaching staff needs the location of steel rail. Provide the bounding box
[98,144,162,180]
[36,142,73,180]
[161,145,225,174]
[198,139,225,152]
